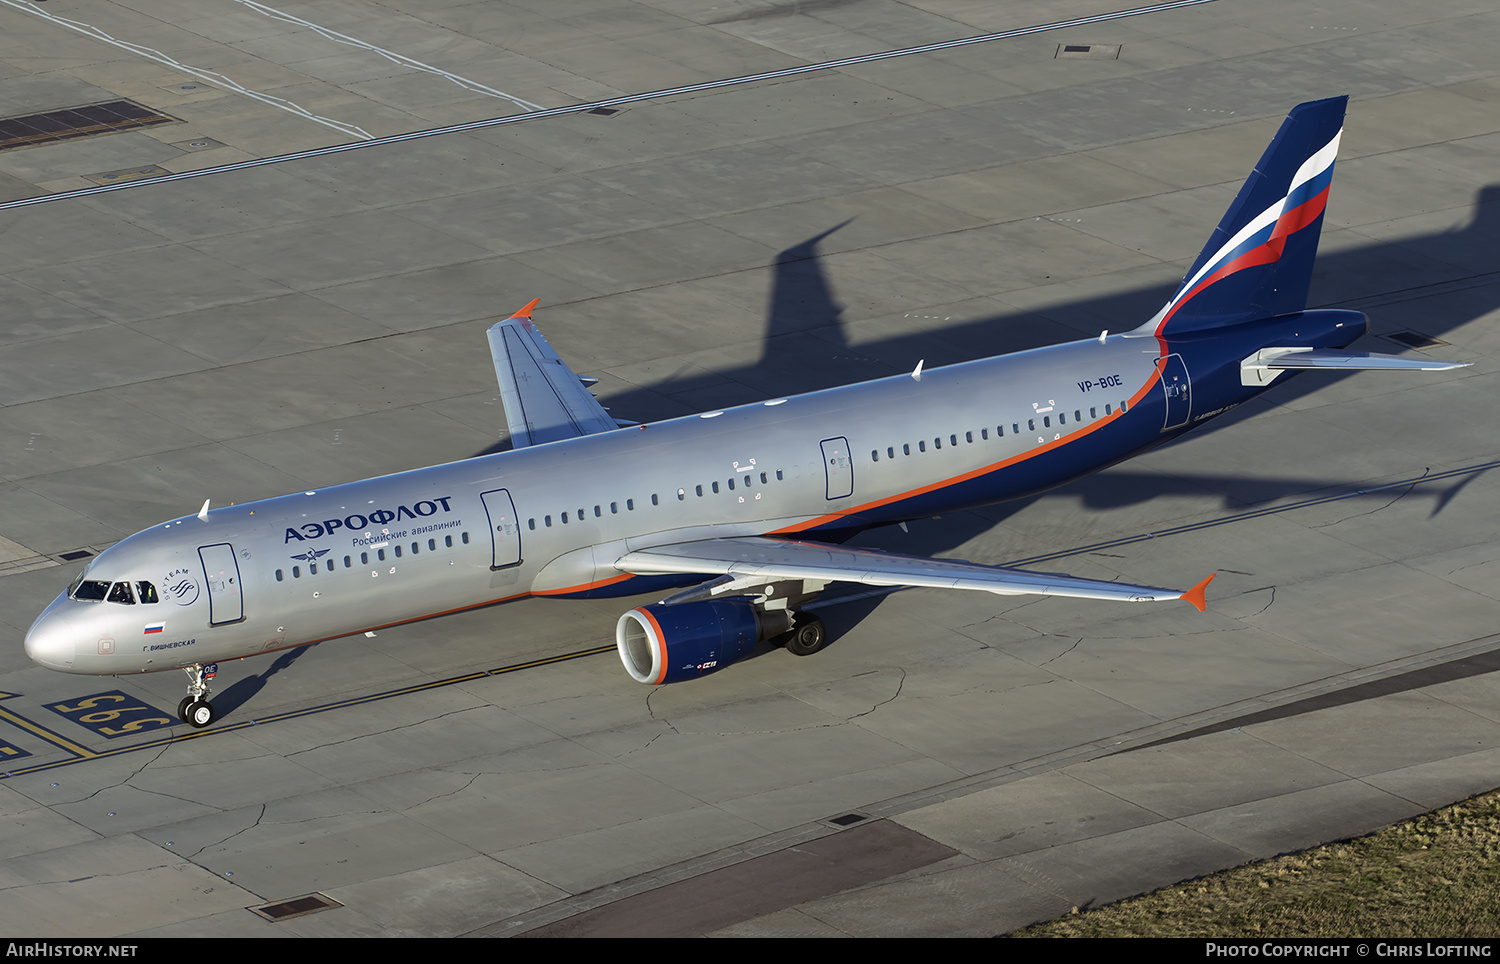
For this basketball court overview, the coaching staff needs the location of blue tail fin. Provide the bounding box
[1139,96,1347,337]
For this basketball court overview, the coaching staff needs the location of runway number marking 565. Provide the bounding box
[47,692,173,738]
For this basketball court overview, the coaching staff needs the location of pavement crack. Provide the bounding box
[847,668,906,719]
[69,741,173,802]
[284,704,481,758]
[1042,638,1083,666]
[1309,469,1427,528]
[185,803,265,858]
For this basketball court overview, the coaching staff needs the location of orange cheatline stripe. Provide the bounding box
[772,359,1166,535]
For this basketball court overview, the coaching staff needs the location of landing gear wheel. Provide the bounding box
[785,614,827,657]
[178,663,218,726]
[183,699,216,728]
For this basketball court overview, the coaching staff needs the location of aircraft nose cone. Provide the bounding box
[25,605,75,671]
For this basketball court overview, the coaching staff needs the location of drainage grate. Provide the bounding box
[826,812,868,827]
[0,100,176,153]
[1384,329,1448,350]
[58,550,94,562]
[1055,43,1122,60]
[248,893,343,922]
[588,107,621,116]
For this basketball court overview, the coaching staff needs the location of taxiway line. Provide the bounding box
[0,0,1220,212]
[0,644,613,777]
[8,456,1488,775]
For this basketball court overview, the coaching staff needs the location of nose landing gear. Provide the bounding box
[178,663,218,727]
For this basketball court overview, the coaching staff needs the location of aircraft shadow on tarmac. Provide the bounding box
[453,187,1500,683]
[212,645,316,717]
[471,180,1499,537]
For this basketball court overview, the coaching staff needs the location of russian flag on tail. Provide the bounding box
[1142,96,1347,337]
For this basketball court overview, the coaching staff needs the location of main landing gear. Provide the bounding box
[783,613,827,657]
[178,663,218,728]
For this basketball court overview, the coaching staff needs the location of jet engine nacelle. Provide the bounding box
[616,600,792,684]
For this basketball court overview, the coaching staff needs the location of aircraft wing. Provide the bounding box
[616,536,1214,610]
[487,300,619,448]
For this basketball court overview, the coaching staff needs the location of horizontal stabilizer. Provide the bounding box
[487,300,618,448]
[618,536,1211,608]
[1242,347,1469,385]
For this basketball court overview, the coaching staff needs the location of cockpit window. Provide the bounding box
[73,580,111,602]
[107,582,136,605]
[136,581,159,604]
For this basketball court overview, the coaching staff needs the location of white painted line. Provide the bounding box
[0,0,1221,210]
[0,0,375,140]
[226,0,542,113]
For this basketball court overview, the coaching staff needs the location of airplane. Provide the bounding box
[24,96,1468,727]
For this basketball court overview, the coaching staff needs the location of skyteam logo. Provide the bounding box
[164,567,200,607]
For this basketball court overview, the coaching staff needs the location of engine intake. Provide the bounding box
[616,600,792,684]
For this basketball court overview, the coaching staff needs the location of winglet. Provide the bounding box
[511,298,540,320]
[1179,573,1216,612]
[197,499,210,522]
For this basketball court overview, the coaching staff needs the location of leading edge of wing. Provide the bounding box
[617,536,1215,609]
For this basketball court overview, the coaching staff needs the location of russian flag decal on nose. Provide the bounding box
[144,622,165,635]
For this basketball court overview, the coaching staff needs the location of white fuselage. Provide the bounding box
[26,332,1171,676]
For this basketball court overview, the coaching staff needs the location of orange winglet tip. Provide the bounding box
[511,297,540,319]
[1180,573,1216,612]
